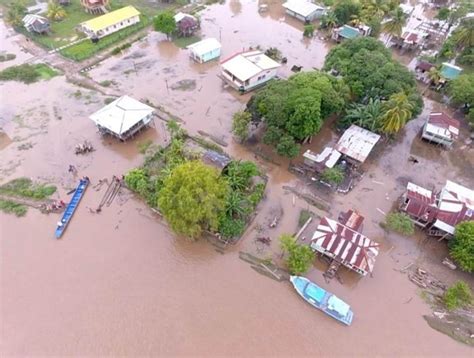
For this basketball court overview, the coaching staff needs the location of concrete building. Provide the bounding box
[282,0,326,22]
[89,96,154,141]
[220,50,281,92]
[187,38,221,63]
[80,6,140,39]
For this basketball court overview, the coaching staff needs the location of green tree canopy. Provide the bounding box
[232,111,251,143]
[453,18,474,49]
[247,71,348,157]
[158,161,229,239]
[332,0,361,25]
[323,37,422,111]
[153,12,177,39]
[444,281,473,310]
[448,73,474,108]
[449,221,474,272]
[6,1,27,27]
[280,234,315,275]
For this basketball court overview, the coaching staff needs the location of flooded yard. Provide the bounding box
[1,0,473,356]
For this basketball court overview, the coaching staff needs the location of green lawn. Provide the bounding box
[60,16,150,61]
[0,63,60,83]
[173,35,202,49]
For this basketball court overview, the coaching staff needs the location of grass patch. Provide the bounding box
[172,35,201,49]
[298,209,312,227]
[0,177,56,200]
[0,199,27,217]
[60,16,150,61]
[384,212,415,236]
[0,63,59,83]
[137,139,153,154]
[0,53,16,62]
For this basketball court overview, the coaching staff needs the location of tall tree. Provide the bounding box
[153,12,176,40]
[380,92,413,134]
[158,161,228,239]
[332,0,361,25]
[448,73,474,108]
[47,1,67,21]
[449,222,474,273]
[382,7,407,42]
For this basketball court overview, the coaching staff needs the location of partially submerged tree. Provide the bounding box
[154,12,177,40]
[158,161,228,239]
[320,167,345,185]
[231,111,251,143]
[448,73,474,109]
[303,24,315,37]
[280,234,315,275]
[449,221,474,272]
[444,281,473,311]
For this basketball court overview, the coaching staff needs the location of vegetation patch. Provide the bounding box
[384,212,415,236]
[172,35,201,49]
[125,122,266,241]
[320,167,344,185]
[444,281,473,311]
[0,53,16,62]
[0,199,27,217]
[449,221,474,272]
[0,63,59,84]
[137,139,153,154]
[0,177,56,200]
[280,234,315,274]
[298,209,312,228]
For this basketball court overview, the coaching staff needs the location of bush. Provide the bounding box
[0,199,27,217]
[444,281,473,311]
[385,212,415,236]
[320,167,344,185]
[125,168,150,197]
[0,63,58,83]
[303,24,315,37]
[232,111,251,143]
[449,221,474,272]
[280,234,315,274]
[0,178,56,199]
[218,215,246,239]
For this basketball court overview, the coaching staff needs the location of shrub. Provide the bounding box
[320,167,344,185]
[0,64,40,83]
[280,234,315,274]
[449,221,474,272]
[303,24,315,37]
[0,178,56,199]
[0,199,27,217]
[444,281,473,311]
[385,212,415,236]
[218,215,246,239]
[232,111,251,143]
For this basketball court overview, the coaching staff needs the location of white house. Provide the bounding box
[80,6,140,39]
[421,112,460,148]
[220,50,281,92]
[187,38,221,63]
[282,0,326,22]
[89,96,154,140]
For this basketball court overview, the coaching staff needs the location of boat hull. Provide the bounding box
[55,179,89,239]
[290,276,354,326]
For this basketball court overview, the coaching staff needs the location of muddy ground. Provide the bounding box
[1,1,473,356]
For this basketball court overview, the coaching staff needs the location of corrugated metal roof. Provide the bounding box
[282,0,325,17]
[335,125,380,163]
[22,14,49,26]
[187,38,221,56]
[89,95,154,135]
[81,6,140,32]
[310,217,379,275]
[425,112,460,140]
[221,51,280,81]
[174,12,196,23]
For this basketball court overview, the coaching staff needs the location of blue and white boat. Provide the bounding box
[55,178,89,239]
[290,275,354,326]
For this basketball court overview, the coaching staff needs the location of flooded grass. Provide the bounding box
[172,36,202,49]
[0,63,59,83]
[0,199,27,217]
[0,177,56,200]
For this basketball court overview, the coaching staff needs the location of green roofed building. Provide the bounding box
[332,24,371,42]
[440,63,462,81]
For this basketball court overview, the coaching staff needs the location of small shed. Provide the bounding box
[282,0,326,22]
[187,38,221,63]
[421,112,460,148]
[335,125,381,165]
[201,150,231,171]
[22,14,50,34]
[440,63,462,81]
[174,12,199,37]
[310,216,380,276]
[303,147,341,173]
[89,95,154,140]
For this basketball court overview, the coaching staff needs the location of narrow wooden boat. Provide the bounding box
[55,178,89,239]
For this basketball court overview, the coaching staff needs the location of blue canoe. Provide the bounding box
[290,276,354,326]
[55,178,89,239]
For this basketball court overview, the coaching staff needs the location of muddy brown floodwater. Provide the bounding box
[1,1,473,356]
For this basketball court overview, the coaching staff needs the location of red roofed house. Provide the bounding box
[310,215,380,276]
[421,112,460,148]
[400,180,474,239]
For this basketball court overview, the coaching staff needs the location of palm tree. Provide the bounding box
[343,98,383,131]
[47,1,67,21]
[382,7,407,43]
[453,18,474,50]
[361,0,390,21]
[380,92,413,134]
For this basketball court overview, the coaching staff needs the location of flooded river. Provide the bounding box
[1,1,473,356]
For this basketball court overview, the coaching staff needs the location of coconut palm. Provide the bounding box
[382,7,407,43]
[453,18,474,50]
[380,92,414,134]
[47,1,67,21]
